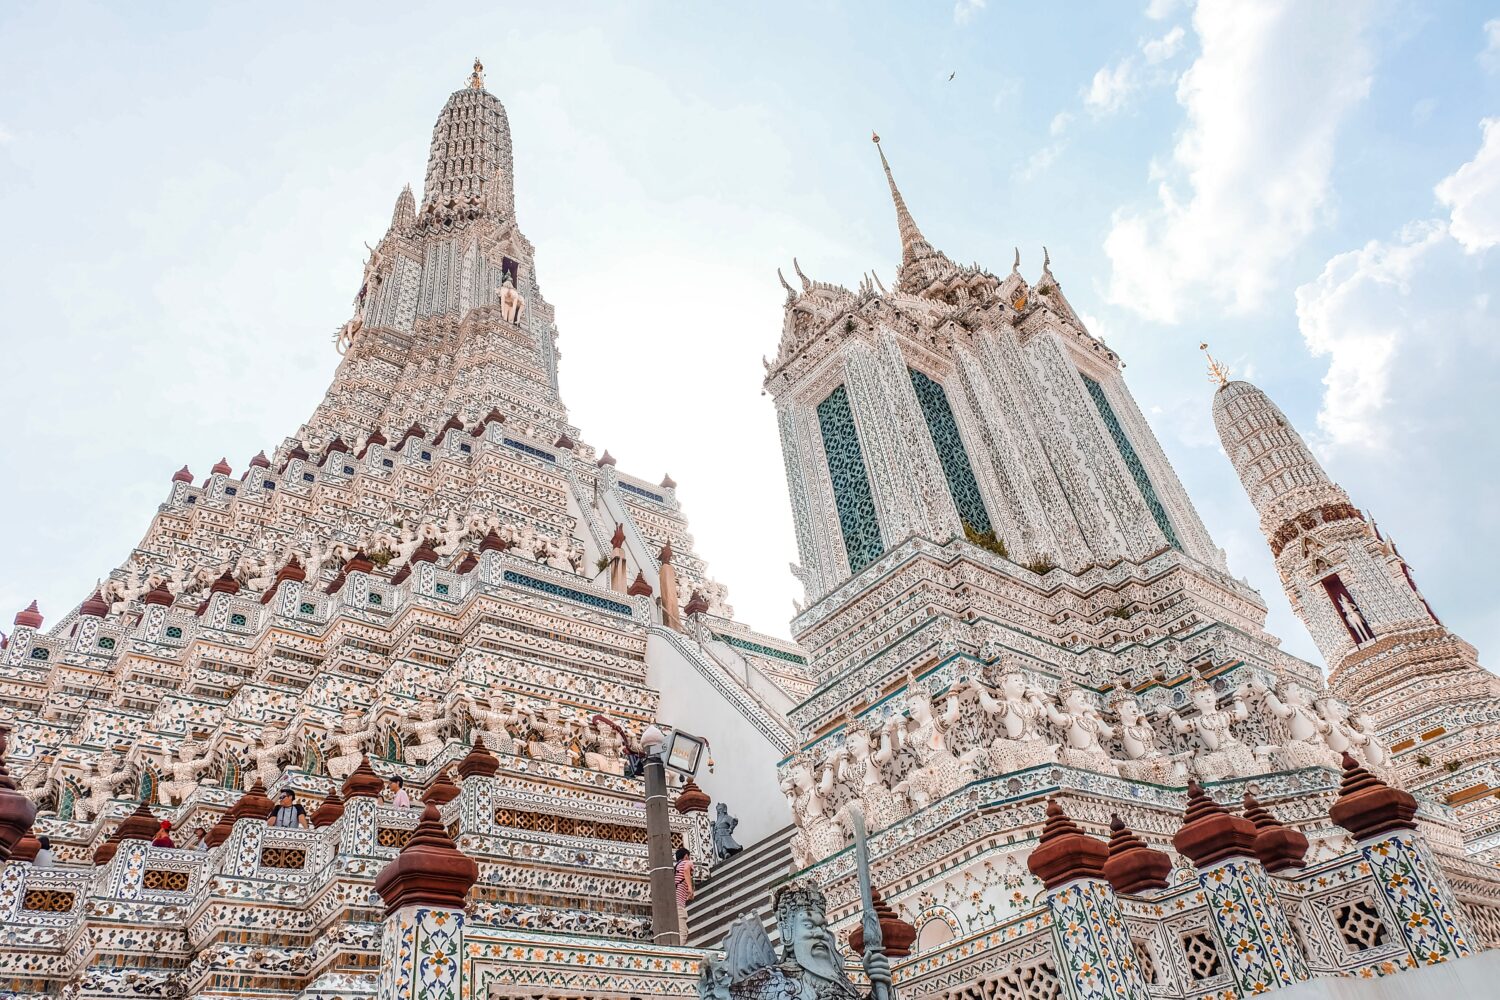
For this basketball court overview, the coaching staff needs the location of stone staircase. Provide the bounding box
[685,824,797,949]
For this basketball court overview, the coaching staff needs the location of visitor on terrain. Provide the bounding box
[32,836,54,868]
[151,820,174,848]
[194,826,210,851]
[674,847,695,942]
[387,775,411,808]
[269,789,310,829]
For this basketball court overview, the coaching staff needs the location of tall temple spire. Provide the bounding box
[870,132,961,295]
[871,132,936,270]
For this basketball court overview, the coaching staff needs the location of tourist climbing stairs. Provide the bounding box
[685,823,797,949]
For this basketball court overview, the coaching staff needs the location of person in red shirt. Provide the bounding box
[151,820,175,848]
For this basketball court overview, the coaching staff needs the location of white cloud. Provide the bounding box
[1085,59,1138,115]
[1143,25,1186,64]
[0,123,12,144]
[953,0,986,26]
[1145,0,1184,20]
[1483,18,1500,73]
[1297,114,1500,448]
[1016,112,1072,180]
[1104,0,1377,321]
[1295,221,1447,447]
[1435,117,1500,252]
[1084,27,1185,118]
[1015,141,1064,182]
[991,78,1022,111]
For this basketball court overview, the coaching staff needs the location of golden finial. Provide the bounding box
[1200,342,1231,388]
[468,57,485,90]
[871,131,881,144]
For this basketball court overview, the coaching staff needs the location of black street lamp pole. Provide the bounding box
[644,751,680,946]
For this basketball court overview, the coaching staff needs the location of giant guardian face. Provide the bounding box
[783,900,845,984]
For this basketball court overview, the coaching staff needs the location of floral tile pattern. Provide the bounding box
[1361,831,1472,966]
[1195,859,1309,995]
[1047,878,1152,1000]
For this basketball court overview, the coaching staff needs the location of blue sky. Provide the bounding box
[2,1,1497,671]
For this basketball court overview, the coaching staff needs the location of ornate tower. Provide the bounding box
[1212,366,1500,845]
[766,136,1305,731]
[0,63,810,994]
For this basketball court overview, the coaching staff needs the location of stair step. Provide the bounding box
[685,824,797,949]
[697,845,795,897]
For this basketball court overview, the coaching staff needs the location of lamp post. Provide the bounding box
[640,724,709,947]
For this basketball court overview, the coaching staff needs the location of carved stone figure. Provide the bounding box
[699,881,891,1000]
[1161,681,1258,781]
[1043,685,1119,775]
[327,709,377,780]
[1252,678,1340,769]
[249,722,299,788]
[891,672,977,809]
[79,752,135,822]
[782,755,839,867]
[399,695,448,766]
[160,738,212,805]
[583,714,627,774]
[1110,693,1184,783]
[1351,711,1395,779]
[711,802,744,861]
[840,717,905,830]
[463,692,523,754]
[525,700,576,765]
[972,666,1057,775]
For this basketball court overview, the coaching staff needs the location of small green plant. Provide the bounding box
[1023,558,1057,576]
[1445,760,1462,774]
[1415,753,1433,767]
[1107,606,1133,620]
[963,523,1009,559]
[595,556,610,574]
[843,317,857,333]
[367,548,395,568]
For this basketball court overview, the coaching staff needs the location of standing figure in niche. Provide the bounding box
[498,273,526,324]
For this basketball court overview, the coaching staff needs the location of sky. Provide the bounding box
[1,1,1498,672]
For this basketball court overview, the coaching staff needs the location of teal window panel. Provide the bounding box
[1080,373,1181,549]
[908,368,992,535]
[816,386,885,573]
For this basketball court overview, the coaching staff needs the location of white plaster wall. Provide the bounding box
[646,631,792,848]
[1274,949,1500,998]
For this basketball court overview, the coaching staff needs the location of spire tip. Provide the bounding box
[1200,343,1231,388]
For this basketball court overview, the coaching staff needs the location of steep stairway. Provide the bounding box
[685,823,797,949]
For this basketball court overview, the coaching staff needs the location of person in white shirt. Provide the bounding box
[32,835,55,868]
[387,776,411,808]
